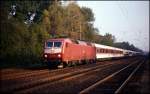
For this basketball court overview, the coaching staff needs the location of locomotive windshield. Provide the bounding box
[46,42,53,47]
[46,41,62,48]
[54,42,62,47]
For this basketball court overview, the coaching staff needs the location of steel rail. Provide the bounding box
[79,59,139,94]
[115,60,144,94]
[16,62,119,94]
[2,62,116,93]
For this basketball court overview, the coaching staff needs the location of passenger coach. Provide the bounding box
[94,43,124,59]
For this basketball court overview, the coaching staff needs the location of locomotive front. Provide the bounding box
[43,40,63,66]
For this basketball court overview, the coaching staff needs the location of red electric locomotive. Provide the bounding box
[43,38,96,68]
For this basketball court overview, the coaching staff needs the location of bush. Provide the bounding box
[0,18,49,68]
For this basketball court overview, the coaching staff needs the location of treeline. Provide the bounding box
[113,42,143,52]
[0,1,142,68]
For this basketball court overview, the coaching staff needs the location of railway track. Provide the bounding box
[1,57,135,80]
[0,61,121,93]
[1,60,120,81]
[15,57,140,94]
[80,58,145,94]
[121,59,149,94]
[1,60,113,80]
[0,57,143,94]
[1,69,49,80]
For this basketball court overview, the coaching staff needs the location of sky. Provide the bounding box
[77,1,149,52]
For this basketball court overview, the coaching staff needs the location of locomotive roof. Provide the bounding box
[46,38,94,46]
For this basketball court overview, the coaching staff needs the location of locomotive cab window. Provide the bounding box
[54,42,62,47]
[46,42,53,48]
[65,43,68,48]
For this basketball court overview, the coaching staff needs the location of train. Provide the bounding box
[43,38,140,68]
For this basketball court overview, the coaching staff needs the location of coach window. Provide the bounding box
[105,49,107,53]
[106,49,107,53]
[101,49,103,53]
[100,49,102,53]
[109,50,111,53]
[104,49,106,53]
[111,50,113,53]
[103,49,105,53]
[97,49,99,53]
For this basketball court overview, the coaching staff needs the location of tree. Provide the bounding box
[100,33,115,46]
[80,7,97,41]
[66,2,85,40]
[0,1,51,68]
[81,7,95,22]
[40,1,67,38]
[113,42,143,52]
[1,0,52,24]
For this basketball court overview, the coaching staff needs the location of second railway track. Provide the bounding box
[80,58,145,94]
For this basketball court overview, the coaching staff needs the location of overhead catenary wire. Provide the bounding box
[116,1,143,46]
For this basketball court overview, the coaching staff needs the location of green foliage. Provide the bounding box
[99,33,115,46]
[81,7,95,22]
[66,3,85,39]
[0,1,50,68]
[0,17,49,68]
[113,42,143,52]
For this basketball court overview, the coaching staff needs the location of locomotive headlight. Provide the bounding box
[44,54,48,58]
[58,54,61,58]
